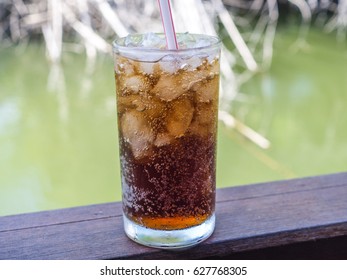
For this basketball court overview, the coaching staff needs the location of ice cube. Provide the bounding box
[180,69,207,91]
[124,34,144,47]
[193,76,219,103]
[195,103,216,125]
[141,32,166,49]
[188,120,210,138]
[123,75,147,94]
[177,33,196,49]
[139,62,155,75]
[209,59,220,74]
[178,34,212,49]
[159,61,178,74]
[185,56,203,70]
[132,98,146,111]
[121,34,167,62]
[152,74,185,101]
[154,133,173,147]
[159,55,182,74]
[116,56,136,76]
[118,95,165,117]
[166,98,194,138]
[121,110,154,160]
[144,98,166,120]
[117,95,139,113]
[188,103,217,137]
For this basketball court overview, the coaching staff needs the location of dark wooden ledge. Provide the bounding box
[1,172,347,260]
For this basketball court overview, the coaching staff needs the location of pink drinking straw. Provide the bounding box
[157,0,178,50]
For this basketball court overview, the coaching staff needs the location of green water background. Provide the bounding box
[0,26,346,216]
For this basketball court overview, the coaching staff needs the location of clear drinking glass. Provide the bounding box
[113,33,221,249]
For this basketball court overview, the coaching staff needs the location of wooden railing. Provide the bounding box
[1,172,346,259]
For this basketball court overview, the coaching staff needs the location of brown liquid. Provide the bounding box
[132,215,211,230]
[115,55,219,230]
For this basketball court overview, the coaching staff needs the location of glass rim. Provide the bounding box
[112,33,221,55]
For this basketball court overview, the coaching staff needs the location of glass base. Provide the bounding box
[123,214,215,250]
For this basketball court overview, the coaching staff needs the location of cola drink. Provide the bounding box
[113,33,220,248]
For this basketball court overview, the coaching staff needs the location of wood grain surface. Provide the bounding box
[0,173,346,259]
